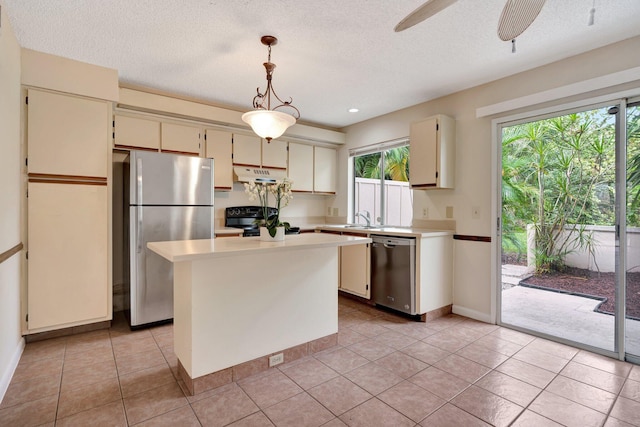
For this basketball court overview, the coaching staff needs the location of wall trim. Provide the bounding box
[0,243,22,266]
[453,235,491,242]
[452,305,493,324]
[0,337,25,402]
[476,66,640,118]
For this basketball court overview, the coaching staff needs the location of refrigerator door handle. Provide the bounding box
[137,157,143,253]
[137,207,143,253]
[136,157,143,203]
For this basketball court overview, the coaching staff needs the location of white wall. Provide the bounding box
[340,36,640,322]
[214,183,329,226]
[0,0,25,400]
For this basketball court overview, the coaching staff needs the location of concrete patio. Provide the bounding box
[501,265,640,357]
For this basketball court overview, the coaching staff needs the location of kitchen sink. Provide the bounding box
[333,224,382,230]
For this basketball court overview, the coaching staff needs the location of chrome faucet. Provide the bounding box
[355,210,371,227]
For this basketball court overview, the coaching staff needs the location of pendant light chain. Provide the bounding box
[241,35,300,142]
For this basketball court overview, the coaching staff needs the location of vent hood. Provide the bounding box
[233,166,287,183]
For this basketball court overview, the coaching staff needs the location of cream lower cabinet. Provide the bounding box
[27,182,109,330]
[416,233,453,315]
[340,240,370,298]
[205,129,234,190]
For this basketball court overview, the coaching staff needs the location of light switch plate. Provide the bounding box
[332,207,339,216]
[446,206,454,219]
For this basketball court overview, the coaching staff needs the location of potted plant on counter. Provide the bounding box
[244,178,293,241]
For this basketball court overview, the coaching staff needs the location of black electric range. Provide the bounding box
[224,206,300,237]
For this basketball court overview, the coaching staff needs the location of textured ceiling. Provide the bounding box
[4,0,640,129]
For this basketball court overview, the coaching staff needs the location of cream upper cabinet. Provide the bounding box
[27,89,109,178]
[288,142,314,192]
[313,146,337,194]
[205,129,234,190]
[161,122,201,155]
[232,134,261,167]
[27,182,109,330]
[409,114,455,189]
[261,139,288,169]
[340,241,370,299]
[114,115,160,150]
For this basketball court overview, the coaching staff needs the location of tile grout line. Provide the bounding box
[5,302,638,426]
[109,327,130,427]
[51,338,67,425]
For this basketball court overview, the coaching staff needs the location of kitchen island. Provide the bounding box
[148,233,370,395]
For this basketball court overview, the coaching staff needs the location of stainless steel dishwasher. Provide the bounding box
[371,235,417,315]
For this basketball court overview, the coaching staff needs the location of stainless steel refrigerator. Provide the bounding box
[124,150,214,327]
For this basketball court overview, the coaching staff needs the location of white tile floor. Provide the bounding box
[1,295,639,426]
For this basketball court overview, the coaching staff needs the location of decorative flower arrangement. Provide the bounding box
[244,178,293,237]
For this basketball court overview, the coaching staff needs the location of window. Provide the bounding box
[350,140,412,226]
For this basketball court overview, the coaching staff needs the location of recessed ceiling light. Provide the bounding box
[348,108,359,113]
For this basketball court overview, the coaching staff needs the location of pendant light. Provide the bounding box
[242,36,300,142]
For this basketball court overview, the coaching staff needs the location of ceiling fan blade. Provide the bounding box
[394,0,459,32]
[497,0,546,41]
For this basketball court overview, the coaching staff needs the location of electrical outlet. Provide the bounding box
[327,206,332,216]
[446,206,454,219]
[472,206,481,219]
[333,207,339,216]
[422,208,428,218]
[269,353,284,367]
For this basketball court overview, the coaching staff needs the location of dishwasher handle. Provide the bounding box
[371,235,416,247]
[372,242,396,248]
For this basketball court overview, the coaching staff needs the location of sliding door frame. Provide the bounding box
[493,93,638,361]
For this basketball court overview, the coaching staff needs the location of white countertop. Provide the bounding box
[214,227,244,236]
[316,225,453,238]
[148,233,371,263]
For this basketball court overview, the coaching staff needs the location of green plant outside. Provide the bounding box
[354,146,410,182]
[502,107,640,273]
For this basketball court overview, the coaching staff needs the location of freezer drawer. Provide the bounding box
[128,205,214,326]
[371,235,416,315]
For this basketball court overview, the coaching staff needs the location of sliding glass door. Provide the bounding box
[626,101,640,361]
[499,104,619,353]
[499,96,640,361]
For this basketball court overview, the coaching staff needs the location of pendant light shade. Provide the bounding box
[241,110,296,141]
[244,35,300,142]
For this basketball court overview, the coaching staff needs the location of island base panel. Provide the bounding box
[173,246,340,381]
[178,332,338,395]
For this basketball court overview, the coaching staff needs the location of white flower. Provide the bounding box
[243,178,294,233]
